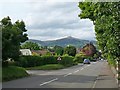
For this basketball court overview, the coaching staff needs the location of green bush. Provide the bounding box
[17,56,58,67]
[107,54,116,67]
[74,54,84,64]
[41,55,58,65]
[17,55,74,68]
[2,66,29,82]
[60,55,74,66]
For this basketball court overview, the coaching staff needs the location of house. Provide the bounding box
[80,42,96,56]
[20,49,32,56]
[31,49,55,56]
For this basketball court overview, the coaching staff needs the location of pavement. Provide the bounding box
[2,60,118,89]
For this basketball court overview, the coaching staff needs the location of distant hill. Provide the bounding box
[27,36,96,48]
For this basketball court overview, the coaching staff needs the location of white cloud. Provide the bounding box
[0,1,95,41]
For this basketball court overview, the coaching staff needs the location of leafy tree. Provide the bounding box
[21,42,40,50]
[64,45,76,56]
[1,16,28,65]
[78,2,120,66]
[54,45,64,56]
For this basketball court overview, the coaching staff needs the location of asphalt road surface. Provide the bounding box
[2,60,118,89]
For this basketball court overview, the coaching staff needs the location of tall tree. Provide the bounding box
[21,42,40,50]
[64,45,76,56]
[1,16,28,64]
[54,45,64,55]
[78,2,120,66]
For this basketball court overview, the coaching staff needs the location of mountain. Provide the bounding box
[27,36,96,48]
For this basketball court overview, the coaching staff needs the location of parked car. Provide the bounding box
[83,59,90,64]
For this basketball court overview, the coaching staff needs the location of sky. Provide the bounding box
[0,0,96,41]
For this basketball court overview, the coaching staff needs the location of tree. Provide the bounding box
[1,16,28,65]
[64,45,76,56]
[21,42,40,50]
[54,45,64,55]
[78,2,120,66]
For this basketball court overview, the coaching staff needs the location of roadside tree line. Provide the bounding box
[78,2,120,67]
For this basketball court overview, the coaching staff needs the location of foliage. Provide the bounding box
[64,45,76,56]
[74,54,84,64]
[27,64,64,70]
[1,16,28,64]
[60,55,74,66]
[54,45,64,55]
[17,55,74,68]
[17,56,57,67]
[21,42,40,50]
[32,52,40,56]
[78,2,120,66]
[93,51,101,59]
[2,66,29,81]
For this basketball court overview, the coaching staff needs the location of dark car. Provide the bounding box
[83,59,90,64]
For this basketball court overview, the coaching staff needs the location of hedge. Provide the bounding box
[73,54,84,64]
[17,55,74,67]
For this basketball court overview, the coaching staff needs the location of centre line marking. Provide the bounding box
[40,78,58,86]
[64,73,72,77]
[87,65,90,67]
[74,70,79,73]
[92,77,98,88]
[81,68,84,70]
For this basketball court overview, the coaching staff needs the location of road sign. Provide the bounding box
[57,57,61,61]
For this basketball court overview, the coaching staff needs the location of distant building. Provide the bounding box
[20,49,32,56]
[76,48,81,53]
[31,49,55,56]
[80,42,97,56]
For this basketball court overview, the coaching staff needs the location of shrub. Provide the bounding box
[17,55,75,68]
[41,55,58,65]
[74,54,84,64]
[60,55,74,66]
[17,55,58,67]
[17,56,43,67]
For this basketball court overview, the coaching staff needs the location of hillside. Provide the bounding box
[27,36,96,48]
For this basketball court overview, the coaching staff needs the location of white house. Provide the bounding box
[20,49,32,56]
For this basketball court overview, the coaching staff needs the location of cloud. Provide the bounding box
[0,1,95,41]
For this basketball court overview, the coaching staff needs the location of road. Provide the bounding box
[2,60,118,89]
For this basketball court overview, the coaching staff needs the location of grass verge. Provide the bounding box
[26,64,65,70]
[2,66,29,82]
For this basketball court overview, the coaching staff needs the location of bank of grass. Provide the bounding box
[2,66,29,82]
[26,64,65,70]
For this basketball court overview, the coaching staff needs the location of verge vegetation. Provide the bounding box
[2,66,29,82]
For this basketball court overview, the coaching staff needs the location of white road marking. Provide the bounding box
[92,77,98,88]
[73,70,79,73]
[87,65,90,67]
[81,68,84,70]
[40,78,58,86]
[64,73,72,77]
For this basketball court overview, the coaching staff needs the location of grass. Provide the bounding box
[26,64,65,70]
[2,66,29,82]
